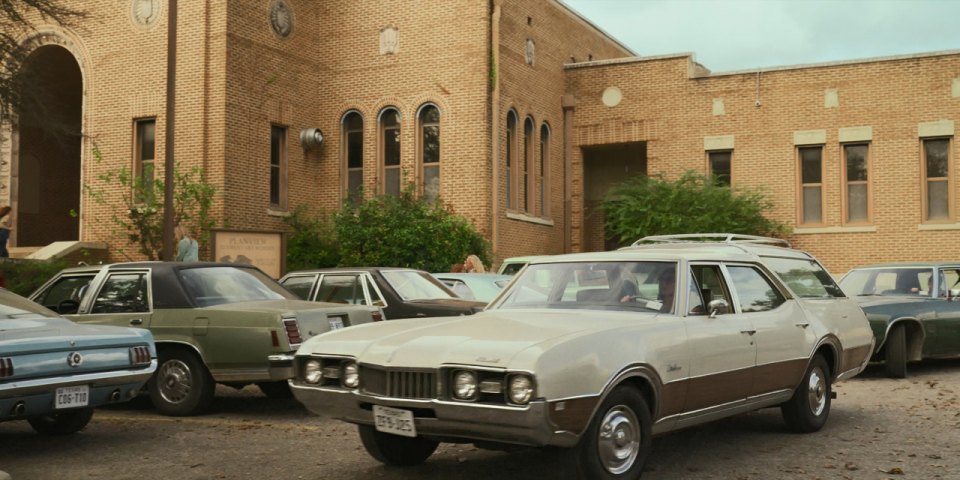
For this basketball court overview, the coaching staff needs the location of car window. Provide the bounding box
[686,268,706,315]
[939,268,960,297]
[726,265,785,312]
[381,270,455,301]
[179,266,293,307]
[91,272,149,314]
[446,280,476,300]
[0,289,60,319]
[495,261,675,313]
[34,274,96,310]
[500,262,525,276]
[317,275,365,304]
[839,268,928,297]
[690,264,733,315]
[762,256,844,298]
[281,275,317,300]
[363,275,386,307]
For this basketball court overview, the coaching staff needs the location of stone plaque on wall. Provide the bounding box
[270,0,293,38]
[380,26,399,54]
[211,230,285,278]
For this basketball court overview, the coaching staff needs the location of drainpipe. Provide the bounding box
[161,0,178,261]
[490,1,501,258]
[561,94,575,253]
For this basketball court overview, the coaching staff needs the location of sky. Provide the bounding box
[562,0,960,72]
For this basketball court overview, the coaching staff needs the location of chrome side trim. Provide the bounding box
[652,389,793,435]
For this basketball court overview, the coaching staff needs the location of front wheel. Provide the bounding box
[884,324,908,378]
[572,386,652,479]
[357,424,439,466]
[781,354,831,433]
[148,348,215,416]
[27,407,94,435]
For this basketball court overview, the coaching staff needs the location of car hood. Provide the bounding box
[0,316,153,355]
[297,309,660,369]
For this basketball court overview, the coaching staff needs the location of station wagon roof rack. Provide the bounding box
[632,233,791,248]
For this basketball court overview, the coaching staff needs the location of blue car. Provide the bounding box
[0,288,156,435]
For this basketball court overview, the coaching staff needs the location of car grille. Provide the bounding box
[360,366,437,399]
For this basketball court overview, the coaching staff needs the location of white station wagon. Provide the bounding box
[290,235,874,479]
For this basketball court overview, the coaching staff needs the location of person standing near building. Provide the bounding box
[0,205,11,258]
[463,254,485,273]
[175,225,199,262]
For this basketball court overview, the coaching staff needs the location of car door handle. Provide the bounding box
[740,330,756,336]
[416,313,427,317]
[129,318,143,326]
[795,322,810,328]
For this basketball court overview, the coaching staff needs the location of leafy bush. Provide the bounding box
[0,258,70,297]
[283,205,340,270]
[333,188,490,272]
[601,171,787,247]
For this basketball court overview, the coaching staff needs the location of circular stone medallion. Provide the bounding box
[131,0,161,27]
[270,0,293,38]
[602,86,623,107]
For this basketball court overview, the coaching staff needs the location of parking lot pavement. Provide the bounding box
[1,359,958,479]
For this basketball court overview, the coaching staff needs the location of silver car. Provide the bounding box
[289,234,874,479]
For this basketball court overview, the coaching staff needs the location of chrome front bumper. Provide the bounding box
[290,383,579,448]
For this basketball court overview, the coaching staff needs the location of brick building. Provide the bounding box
[2,0,957,275]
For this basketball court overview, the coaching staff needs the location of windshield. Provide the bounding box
[0,289,60,319]
[381,270,456,301]
[493,261,677,313]
[840,267,933,297]
[179,267,296,307]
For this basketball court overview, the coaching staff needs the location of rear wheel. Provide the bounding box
[572,386,652,479]
[27,407,94,435]
[884,324,908,378]
[781,355,831,433]
[149,348,215,416]
[357,424,439,466]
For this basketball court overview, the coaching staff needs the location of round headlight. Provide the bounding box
[342,362,360,388]
[304,360,322,384]
[453,371,477,400]
[509,375,534,405]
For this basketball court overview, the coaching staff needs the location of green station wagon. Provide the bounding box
[30,262,375,416]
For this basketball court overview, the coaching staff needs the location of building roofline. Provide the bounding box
[565,49,960,77]
[551,0,637,57]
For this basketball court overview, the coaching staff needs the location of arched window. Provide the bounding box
[540,123,551,216]
[506,110,517,209]
[342,111,363,205]
[380,108,401,196]
[419,104,440,203]
[523,116,535,213]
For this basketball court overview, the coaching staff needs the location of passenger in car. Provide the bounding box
[657,268,676,313]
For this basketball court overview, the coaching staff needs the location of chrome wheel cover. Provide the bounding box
[807,366,827,416]
[597,405,640,475]
[157,359,193,405]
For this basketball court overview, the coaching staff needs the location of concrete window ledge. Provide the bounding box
[266,208,290,218]
[793,226,877,234]
[505,211,555,226]
[918,223,960,231]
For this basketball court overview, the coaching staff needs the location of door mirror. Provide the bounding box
[708,298,729,318]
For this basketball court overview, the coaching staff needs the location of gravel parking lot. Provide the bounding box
[2,359,958,480]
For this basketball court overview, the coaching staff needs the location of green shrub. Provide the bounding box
[333,187,490,272]
[283,205,340,270]
[601,170,787,247]
[0,258,70,297]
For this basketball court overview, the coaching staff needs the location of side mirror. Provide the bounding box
[951,289,960,301]
[57,299,80,315]
[708,298,729,318]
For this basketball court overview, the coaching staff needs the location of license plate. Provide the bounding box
[373,405,416,437]
[55,385,89,409]
[328,317,345,330]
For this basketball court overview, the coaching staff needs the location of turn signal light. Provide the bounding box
[128,346,151,366]
[283,318,303,347]
[0,357,13,378]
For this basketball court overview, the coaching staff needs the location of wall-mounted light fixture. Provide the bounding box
[300,128,324,150]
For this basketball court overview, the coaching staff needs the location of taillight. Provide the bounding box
[128,346,151,366]
[283,318,302,348]
[372,311,384,322]
[0,357,14,378]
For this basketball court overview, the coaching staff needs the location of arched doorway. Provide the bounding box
[14,44,82,247]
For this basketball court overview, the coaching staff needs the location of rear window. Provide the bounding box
[762,257,845,298]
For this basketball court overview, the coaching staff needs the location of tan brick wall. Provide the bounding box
[566,53,960,274]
